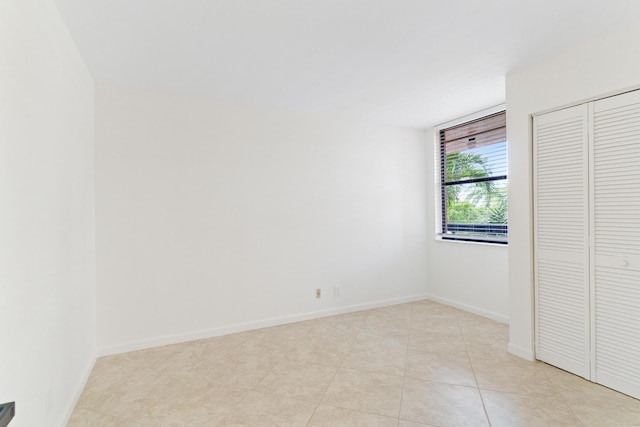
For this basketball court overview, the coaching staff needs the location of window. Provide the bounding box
[438,110,507,244]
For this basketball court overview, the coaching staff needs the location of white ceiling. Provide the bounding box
[53,0,640,128]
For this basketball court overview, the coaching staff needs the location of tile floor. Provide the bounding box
[68,300,640,426]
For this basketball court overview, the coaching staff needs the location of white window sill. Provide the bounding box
[435,236,508,247]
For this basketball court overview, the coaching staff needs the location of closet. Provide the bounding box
[534,89,640,399]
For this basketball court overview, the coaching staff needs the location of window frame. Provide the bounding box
[435,105,508,245]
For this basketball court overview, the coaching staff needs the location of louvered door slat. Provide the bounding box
[534,104,590,378]
[592,90,640,399]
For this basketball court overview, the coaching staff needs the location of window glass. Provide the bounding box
[439,111,507,243]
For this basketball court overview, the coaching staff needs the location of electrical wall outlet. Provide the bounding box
[315,288,322,298]
[333,285,341,296]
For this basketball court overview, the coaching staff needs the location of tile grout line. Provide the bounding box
[213,329,287,426]
[259,325,328,426]
[457,310,493,427]
[73,406,136,425]
[304,313,365,426]
[398,303,417,425]
[210,352,253,426]
[71,300,640,426]
[538,363,588,427]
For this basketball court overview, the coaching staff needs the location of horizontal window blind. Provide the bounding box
[440,111,507,243]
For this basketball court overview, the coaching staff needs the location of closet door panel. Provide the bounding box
[593,90,640,399]
[534,104,590,378]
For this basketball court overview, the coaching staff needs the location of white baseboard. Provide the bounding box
[423,293,509,324]
[508,342,535,361]
[59,351,97,427]
[98,293,430,357]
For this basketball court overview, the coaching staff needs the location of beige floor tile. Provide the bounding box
[78,353,247,424]
[126,378,246,426]
[367,305,412,318]
[367,305,412,321]
[153,342,227,381]
[543,365,640,426]
[308,317,363,341]
[190,330,264,359]
[267,319,316,336]
[164,335,251,372]
[481,389,581,427]
[322,368,403,417]
[568,397,640,427]
[309,404,398,426]
[463,333,531,365]
[353,328,409,349]
[315,311,369,326]
[460,328,508,345]
[410,300,459,317]
[456,312,508,335]
[284,335,351,367]
[364,315,411,332]
[76,358,164,418]
[341,343,407,376]
[67,407,141,427]
[231,329,303,359]
[409,315,461,335]
[411,310,460,334]
[68,300,640,426]
[217,390,317,426]
[398,421,436,427]
[405,349,476,387]
[206,351,281,389]
[254,359,337,401]
[465,342,523,364]
[543,363,619,399]
[458,321,508,340]
[400,378,488,427]
[408,330,467,355]
[411,306,458,322]
[472,357,556,396]
[459,323,510,362]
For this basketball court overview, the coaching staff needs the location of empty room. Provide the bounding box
[2,0,640,426]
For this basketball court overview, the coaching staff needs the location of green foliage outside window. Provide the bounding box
[445,152,507,225]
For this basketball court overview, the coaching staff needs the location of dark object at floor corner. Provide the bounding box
[0,402,15,427]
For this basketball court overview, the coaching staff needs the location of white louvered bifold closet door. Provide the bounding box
[592,90,640,399]
[534,104,590,378]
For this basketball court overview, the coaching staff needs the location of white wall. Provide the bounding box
[424,127,509,323]
[506,23,640,360]
[95,84,429,354]
[0,1,96,426]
